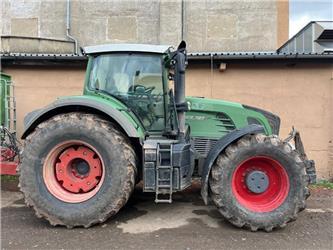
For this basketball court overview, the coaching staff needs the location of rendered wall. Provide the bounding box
[186,63,333,180]
[2,63,332,179]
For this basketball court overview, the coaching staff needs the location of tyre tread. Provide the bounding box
[19,112,137,228]
[209,133,309,231]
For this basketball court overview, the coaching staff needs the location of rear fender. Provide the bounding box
[200,124,265,204]
[21,97,142,139]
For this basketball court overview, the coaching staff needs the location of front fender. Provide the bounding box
[200,124,265,204]
[22,97,143,139]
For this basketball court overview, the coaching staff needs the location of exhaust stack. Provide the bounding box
[174,41,187,138]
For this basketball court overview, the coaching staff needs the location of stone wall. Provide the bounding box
[1,0,288,53]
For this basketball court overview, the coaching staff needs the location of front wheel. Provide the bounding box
[19,113,137,228]
[209,134,309,231]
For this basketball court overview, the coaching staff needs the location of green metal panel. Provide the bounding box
[186,97,272,139]
[0,73,11,128]
[58,94,146,139]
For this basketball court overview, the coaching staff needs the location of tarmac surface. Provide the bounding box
[1,184,332,250]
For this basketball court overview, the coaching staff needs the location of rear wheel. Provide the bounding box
[209,134,309,231]
[19,113,137,228]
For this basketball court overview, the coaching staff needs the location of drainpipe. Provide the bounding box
[181,0,185,40]
[66,0,78,54]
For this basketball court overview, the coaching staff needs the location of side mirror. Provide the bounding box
[177,41,186,51]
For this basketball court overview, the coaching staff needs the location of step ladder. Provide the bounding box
[2,79,17,133]
[155,143,173,203]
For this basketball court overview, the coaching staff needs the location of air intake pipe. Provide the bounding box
[174,41,187,138]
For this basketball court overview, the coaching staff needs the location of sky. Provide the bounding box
[289,0,333,37]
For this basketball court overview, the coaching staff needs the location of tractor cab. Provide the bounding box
[83,44,178,134]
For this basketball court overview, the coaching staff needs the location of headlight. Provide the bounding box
[243,105,280,135]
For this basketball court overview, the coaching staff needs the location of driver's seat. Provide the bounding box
[113,73,130,93]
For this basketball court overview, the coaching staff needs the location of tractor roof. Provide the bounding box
[83,44,171,55]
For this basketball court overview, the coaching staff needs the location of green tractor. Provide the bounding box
[19,42,316,231]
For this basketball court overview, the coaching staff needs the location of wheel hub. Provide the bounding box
[72,159,90,176]
[232,156,290,212]
[55,146,102,193]
[245,170,269,194]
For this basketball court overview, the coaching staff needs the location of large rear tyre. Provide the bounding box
[19,113,137,228]
[209,134,309,231]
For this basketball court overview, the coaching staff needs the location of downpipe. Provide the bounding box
[66,0,78,55]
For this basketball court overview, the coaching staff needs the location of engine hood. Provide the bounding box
[186,96,244,113]
[185,96,276,138]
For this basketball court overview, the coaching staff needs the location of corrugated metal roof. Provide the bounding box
[1,51,332,58]
[188,51,330,56]
[187,51,333,60]
[1,51,332,66]
[0,53,81,57]
[0,53,86,66]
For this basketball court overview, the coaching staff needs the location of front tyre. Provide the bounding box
[209,134,309,231]
[19,113,137,228]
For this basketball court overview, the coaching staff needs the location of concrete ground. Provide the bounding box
[1,185,332,250]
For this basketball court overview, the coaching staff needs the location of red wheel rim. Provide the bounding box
[43,141,105,203]
[232,156,289,212]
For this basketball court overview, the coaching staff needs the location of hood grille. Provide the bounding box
[215,112,236,132]
[193,138,218,157]
[192,113,236,157]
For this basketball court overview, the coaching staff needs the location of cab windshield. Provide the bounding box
[89,53,165,131]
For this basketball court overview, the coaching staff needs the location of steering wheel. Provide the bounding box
[133,84,155,94]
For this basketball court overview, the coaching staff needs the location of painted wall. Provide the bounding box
[186,63,333,179]
[3,62,332,179]
[4,66,85,137]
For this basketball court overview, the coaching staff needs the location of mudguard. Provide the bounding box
[21,97,140,139]
[200,124,265,204]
